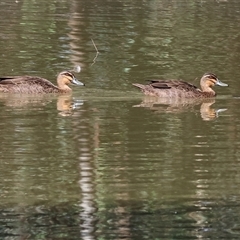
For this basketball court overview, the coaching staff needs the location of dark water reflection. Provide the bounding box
[2,198,240,239]
[1,0,240,239]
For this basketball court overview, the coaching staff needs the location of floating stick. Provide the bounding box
[91,38,99,66]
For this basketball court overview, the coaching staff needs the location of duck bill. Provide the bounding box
[72,77,85,86]
[216,79,228,87]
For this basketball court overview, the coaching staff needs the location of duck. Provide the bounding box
[0,71,85,94]
[133,73,228,98]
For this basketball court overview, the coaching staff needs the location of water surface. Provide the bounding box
[0,0,240,239]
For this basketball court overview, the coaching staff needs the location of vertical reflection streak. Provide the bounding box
[79,158,95,239]
[76,115,100,240]
[68,2,98,237]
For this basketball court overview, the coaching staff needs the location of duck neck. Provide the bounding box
[200,84,216,96]
[57,79,72,92]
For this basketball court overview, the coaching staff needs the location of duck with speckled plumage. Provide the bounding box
[0,70,85,94]
[133,73,228,98]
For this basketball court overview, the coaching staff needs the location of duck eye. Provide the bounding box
[65,73,73,78]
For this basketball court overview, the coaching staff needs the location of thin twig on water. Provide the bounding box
[91,38,99,66]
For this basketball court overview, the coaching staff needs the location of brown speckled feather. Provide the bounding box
[133,80,202,98]
[0,76,60,93]
[149,80,199,91]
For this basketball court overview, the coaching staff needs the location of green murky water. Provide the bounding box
[0,0,240,239]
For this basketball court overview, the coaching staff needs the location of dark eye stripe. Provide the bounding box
[205,73,217,80]
[63,72,74,78]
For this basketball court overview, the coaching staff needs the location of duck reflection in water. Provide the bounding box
[57,95,84,116]
[0,93,84,116]
[133,97,227,121]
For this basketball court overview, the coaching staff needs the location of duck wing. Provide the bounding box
[0,76,59,88]
[0,76,59,93]
[149,80,199,92]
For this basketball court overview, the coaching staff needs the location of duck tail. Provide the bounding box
[132,83,145,90]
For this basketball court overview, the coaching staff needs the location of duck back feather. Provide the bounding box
[0,76,60,94]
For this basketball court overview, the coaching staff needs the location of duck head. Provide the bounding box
[57,71,85,91]
[200,73,228,93]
